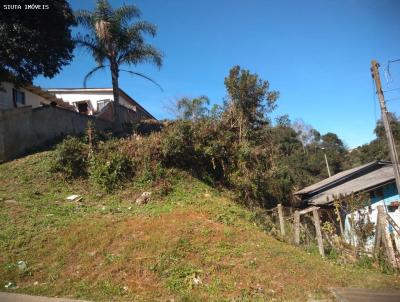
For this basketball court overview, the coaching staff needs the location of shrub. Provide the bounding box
[50,136,89,178]
[119,132,164,170]
[89,153,133,192]
[161,121,195,168]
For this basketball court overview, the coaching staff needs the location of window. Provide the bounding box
[13,89,25,106]
[369,187,384,200]
[74,100,93,115]
[77,102,89,114]
[97,99,111,112]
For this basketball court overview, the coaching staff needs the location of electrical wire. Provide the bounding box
[386,59,400,87]
[386,97,400,102]
[383,87,400,93]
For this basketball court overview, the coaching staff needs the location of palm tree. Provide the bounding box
[74,0,163,130]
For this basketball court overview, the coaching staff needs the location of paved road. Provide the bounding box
[0,292,91,302]
[331,288,400,302]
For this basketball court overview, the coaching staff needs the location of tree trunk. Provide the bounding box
[110,60,121,132]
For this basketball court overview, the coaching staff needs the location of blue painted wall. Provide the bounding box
[371,182,400,206]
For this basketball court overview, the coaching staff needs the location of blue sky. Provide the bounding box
[35,0,400,148]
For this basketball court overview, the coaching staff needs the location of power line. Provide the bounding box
[383,87,400,93]
[385,59,400,86]
[386,97,400,102]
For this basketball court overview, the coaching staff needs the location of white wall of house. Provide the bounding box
[0,82,49,110]
[48,89,137,114]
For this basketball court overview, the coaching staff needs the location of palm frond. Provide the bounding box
[83,65,109,87]
[127,21,157,37]
[120,69,163,92]
[194,96,210,106]
[94,0,113,22]
[118,44,163,68]
[114,4,141,27]
[75,10,95,30]
[74,34,108,65]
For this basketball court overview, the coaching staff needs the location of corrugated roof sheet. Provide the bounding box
[308,164,396,205]
[295,161,380,195]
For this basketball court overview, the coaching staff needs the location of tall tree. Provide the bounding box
[75,0,163,130]
[292,118,316,153]
[0,0,75,85]
[223,66,279,142]
[320,132,347,174]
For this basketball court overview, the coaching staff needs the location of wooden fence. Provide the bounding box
[265,204,400,269]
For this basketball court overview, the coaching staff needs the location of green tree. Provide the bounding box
[320,132,347,174]
[348,113,400,166]
[223,66,279,142]
[0,0,75,85]
[75,0,163,130]
[176,96,210,121]
[275,114,291,127]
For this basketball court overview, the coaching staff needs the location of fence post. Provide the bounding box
[374,206,382,255]
[313,208,325,257]
[335,206,345,238]
[294,210,300,245]
[377,206,397,268]
[277,204,285,236]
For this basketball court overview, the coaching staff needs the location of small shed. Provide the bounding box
[294,161,400,250]
[294,161,399,208]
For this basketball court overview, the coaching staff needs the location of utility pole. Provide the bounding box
[321,147,331,177]
[371,60,400,194]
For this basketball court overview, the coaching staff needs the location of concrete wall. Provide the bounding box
[0,106,112,162]
[0,82,49,110]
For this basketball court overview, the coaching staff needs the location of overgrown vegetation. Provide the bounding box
[1,151,400,301]
[23,64,399,300]
[51,66,354,209]
[50,136,89,178]
[89,153,133,192]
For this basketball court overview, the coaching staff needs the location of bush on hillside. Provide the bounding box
[50,136,89,178]
[118,133,164,181]
[89,153,133,192]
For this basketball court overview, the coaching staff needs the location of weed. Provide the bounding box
[356,255,374,270]
[165,264,202,292]
[50,137,88,178]
[89,153,133,192]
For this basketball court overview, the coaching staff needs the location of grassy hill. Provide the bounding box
[1,151,399,301]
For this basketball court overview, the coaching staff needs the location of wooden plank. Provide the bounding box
[378,205,397,268]
[386,213,400,236]
[277,204,285,236]
[294,210,300,245]
[313,208,325,257]
[298,206,319,215]
[335,206,345,238]
[374,206,382,255]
